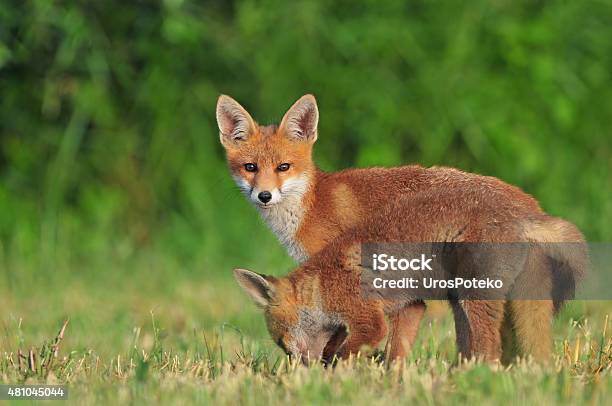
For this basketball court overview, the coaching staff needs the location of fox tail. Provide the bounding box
[521,216,587,308]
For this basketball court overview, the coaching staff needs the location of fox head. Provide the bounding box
[233,268,349,365]
[216,94,318,208]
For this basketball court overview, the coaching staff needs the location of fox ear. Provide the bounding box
[216,95,256,148]
[279,94,319,143]
[233,268,276,307]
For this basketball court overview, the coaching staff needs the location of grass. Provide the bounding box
[0,262,610,405]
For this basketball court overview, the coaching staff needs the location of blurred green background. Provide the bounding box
[0,0,611,296]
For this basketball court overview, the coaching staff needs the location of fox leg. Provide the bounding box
[505,249,555,361]
[385,301,426,361]
[338,307,388,359]
[500,303,519,365]
[450,300,471,360]
[508,300,553,362]
[451,299,505,361]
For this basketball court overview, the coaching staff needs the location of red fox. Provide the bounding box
[217,94,585,362]
[233,195,585,364]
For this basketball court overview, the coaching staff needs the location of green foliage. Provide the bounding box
[0,0,611,276]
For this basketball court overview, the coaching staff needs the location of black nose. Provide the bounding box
[258,191,272,203]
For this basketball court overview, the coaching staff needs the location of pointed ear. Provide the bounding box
[233,268,276,307]
[216,95,256,148]
[279,94,319,143]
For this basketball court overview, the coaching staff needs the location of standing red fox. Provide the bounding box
[217,94,585,362]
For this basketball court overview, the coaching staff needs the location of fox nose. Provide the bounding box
[258,191,272,203]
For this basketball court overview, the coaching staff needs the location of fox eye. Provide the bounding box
[277,163,290,172]
[244,163,257,172]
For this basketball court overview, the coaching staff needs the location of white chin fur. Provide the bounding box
[233,174,310,261]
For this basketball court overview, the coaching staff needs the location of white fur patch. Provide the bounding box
[258,175,310,261]
[232,175,252,196]
[232,174,310,262]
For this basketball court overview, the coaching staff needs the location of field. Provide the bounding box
[1,260,610,405]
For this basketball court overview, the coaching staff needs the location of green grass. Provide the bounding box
[1,263,610,405]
